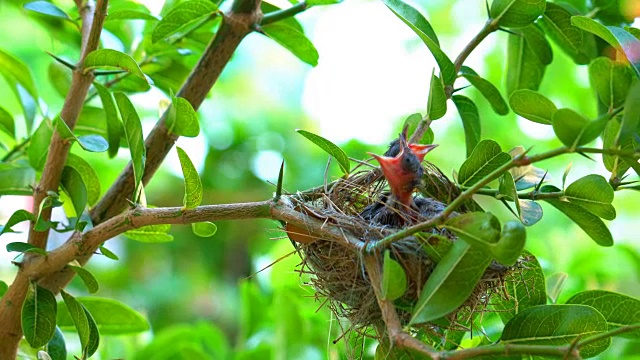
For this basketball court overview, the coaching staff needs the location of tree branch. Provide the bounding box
[366,144,640,252]
[261,2,308,26]
[90,0,263,225]
[0,1,109,357]
[362,255,441,359]
[15,197,363,293]
[410,19,499,145]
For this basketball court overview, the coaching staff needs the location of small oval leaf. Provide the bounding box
[501,304,610,358]
[381,250,407,301]
[84,49,147,82]
[57,297,150,335]
[152,0,219,43]
[566,290,640,340]
[452,95,481,157]
[458,140,511,187]
[509,89,557,124]
[192,222,217,237]
[297,129,350,175]
[176,147,203,209]
[22,283,58,348]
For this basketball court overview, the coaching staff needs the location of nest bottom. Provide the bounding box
[299,233,518,338]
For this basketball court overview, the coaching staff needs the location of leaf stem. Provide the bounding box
[261,2,308,26]
[453,19,499,73]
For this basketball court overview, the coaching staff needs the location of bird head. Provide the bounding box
[369,133,438,207]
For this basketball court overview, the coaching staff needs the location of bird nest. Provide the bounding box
[289,163,531,344]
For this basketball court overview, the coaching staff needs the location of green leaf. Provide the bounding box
[192,222,217,237]
[506,27,548,95]
[263,23,319,67]
[571,16,640,77]
[61,291,91,353]
[521,24,554,65]
[114,92,146,203]
[84,49,147,82]
[0,106,15,138]
[452,95,481,157]
[417,233,452,263]
[501,304,610,358]
[494,252,546,322]
[620,81,640,143]
[83,306,100,357]
[60,166,88,218]
[152,0,219,43]
[519,200,543,226]
[427,72,447,120]
[45,327,67,360]
[0,280,8,298]
[48,60,72,98]
[94,82,123,158]
[24,1,71,20]
[65,153,101,206]
[296,130,350,175]
[410,240,492,324]
[22,283,57,348]
[552,108,607,146]
[166,96,200,137]
[403,113,434,144]
[500,172,542,225]
[99,245,119,260]
[589,57,634,109]
[490,0,546,28]
[566,290,640,339]
[7,242,47,255]
[565,174,615,220]
[460,67,509,115]
[307,0,341,5]
[443,212,501,247]
[0,209,35,236]
[546,272,568,304]
[627,26,640,40]
[176,147,203,209]
[68,266,100,294]
[54,116,74,140]
[57,297,150,335]
[443,212,526,266]
[29,119,53,171]
[509,147,548,190]
[381,250,407,301]
[77,135,109,152]
[541,185,613,246]
[0,48,39,106]
[125,224,173,243]
[34,195,63,232]
[0,163,36,196]
[539,2,596,64]
[382,0,456,85]
[509,89,557,124]
[458,140,511,187]
[107,9,158,21]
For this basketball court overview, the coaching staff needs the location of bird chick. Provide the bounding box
[360,133,438,226]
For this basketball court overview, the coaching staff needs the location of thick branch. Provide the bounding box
[90,2,263,225]
[0,2,109,357]
[21,197,362,292]
[362,255,440,359]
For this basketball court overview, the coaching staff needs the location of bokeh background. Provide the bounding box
[0,0,638,358]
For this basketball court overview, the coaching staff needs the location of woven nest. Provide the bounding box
[290,162,530,342]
